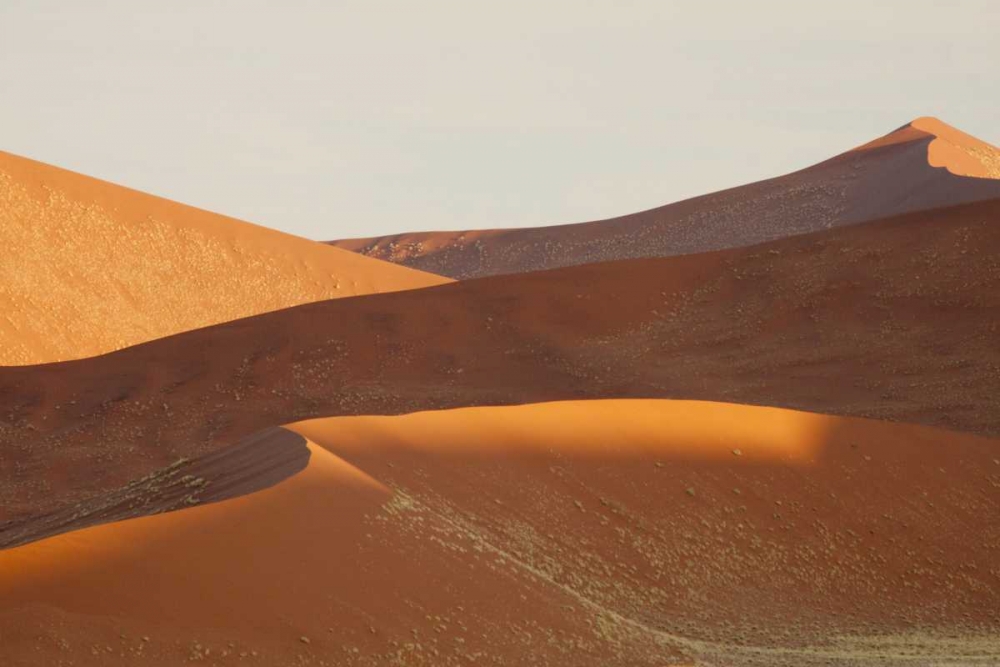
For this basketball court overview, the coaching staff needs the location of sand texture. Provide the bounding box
[1,401,997,666]
[0,151,448,365]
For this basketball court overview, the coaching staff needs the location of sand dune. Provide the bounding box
[0,427,308,550]
[329,117,1000,278]
[0,150,448,365]
[1,197,997,548]
[855,117,1000,178]
[3,113,999,667]
[1,400,997,666]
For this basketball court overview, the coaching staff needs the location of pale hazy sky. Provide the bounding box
[1,1,997,240]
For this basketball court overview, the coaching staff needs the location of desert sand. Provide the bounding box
[1,196,997,550]
[0,150,448,365]
[2,118,999,667]
[329,117,1000,278]
[1,400,997,666]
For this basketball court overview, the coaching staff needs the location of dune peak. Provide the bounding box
[908,115,956,133]
[856,116,1000,179]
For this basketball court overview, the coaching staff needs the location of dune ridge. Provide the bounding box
[1,400,998,666]
[0,427,308,550]
[1,197,997,547]
[0,150,448,365]
[329,117,1000,278]
[854,117,1000,178]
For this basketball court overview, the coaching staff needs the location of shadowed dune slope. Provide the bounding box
[0,197,997,545]
[0,150,448,365]
[0,427,309,550]
[1,401,998,667]
[330,117,1000,278]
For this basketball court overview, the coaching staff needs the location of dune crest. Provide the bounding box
[0,151,448,365]
[0,427,309,550]
[329,117,1000,278]
[854,116,1000,178]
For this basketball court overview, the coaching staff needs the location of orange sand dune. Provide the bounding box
[1,400,998,666]
[854,117,1000,178]
[0,150,448,365]
[329,117,1000,278]
[1,197,997,548]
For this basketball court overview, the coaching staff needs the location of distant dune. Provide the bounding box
[0,151,448,365]
[855,116,1000,178]
[329,117,1000,278]
[1,400,997,666]
[2,197,997,549]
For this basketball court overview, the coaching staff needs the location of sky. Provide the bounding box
[1,1,997,240]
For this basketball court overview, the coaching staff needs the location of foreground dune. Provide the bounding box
[1,400,997,666]
[1,197,997,544]
[0,150,448,365]
[330,117,1000,278]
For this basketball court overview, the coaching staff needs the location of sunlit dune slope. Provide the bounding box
[1,400,998,667]
[329,117,1000,278]
[0,150,448,365]
[1,197,997,546]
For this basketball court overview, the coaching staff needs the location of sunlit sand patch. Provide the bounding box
[289,399,830,465]
[0,152,447,364]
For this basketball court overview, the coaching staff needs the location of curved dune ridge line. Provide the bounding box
[1,197,998,543]
[328,117,1000,279]
[1,400,998,666]
[0,427,310,550]
[0,150,449,365]
[853,117,1000,178]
